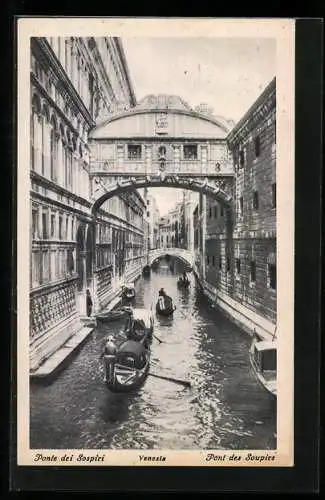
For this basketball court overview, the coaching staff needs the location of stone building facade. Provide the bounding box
[158,201,184,248]
[142,189,160,250]
[29,37,146,372]
[202,78,276,337]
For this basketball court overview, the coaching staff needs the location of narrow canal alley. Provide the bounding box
[30,259,276,451]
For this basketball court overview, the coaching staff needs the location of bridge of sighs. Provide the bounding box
[87,94,235,310]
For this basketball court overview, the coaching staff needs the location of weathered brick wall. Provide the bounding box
[234,107,276,235]
[204,78,276,323]
[205,234,234,297]
[233,237,276,321]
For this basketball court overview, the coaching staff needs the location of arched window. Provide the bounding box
[50,117,58,181]
[31,94,42,173]
[42,105,51,178]
[60,124,68,188]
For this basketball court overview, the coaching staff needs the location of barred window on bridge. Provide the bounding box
[184,145,197,160]
[128,145,142,160]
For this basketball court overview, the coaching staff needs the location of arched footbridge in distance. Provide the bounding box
[148,247,195,269]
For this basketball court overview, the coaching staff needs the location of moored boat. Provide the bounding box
[143,265,151,276]
[96,309,126,322]
[122,282,136,301]
[249,336,277,398]
[103,308,154,393]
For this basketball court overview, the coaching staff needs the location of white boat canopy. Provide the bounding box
[133,308,153,327]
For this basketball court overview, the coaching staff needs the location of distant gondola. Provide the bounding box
[103,308,154,393]
[177,277,190,288]
[156,290,176,317]
[122,282,136,301]
[143,265,151,276]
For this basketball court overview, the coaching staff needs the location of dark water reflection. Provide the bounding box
[30,259,276,450]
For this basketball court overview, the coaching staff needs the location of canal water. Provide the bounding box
[30,259,276,450]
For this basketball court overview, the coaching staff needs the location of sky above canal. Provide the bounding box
[122,37,276,216]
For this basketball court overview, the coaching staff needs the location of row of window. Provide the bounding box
[100,198,144,229]
[31,247,75,288]
[127,144,199,161]
[208,205,224,219]
[236,128,276,169]
[32,207,75,241]
[237,184,276,215]
[31,106,90,198]
[45,38,99,118]
[96,244,143,269]
[206,255,276,289]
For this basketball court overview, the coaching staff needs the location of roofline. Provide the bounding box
[114,38,137,107]
[227,77,276,143]
[89,136,227,142]
[89,107,232,136]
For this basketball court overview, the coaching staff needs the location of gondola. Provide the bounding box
[103,308,154,393]
[249,336,277,398]
[96,309,126,323]
[122,282,136,301]
[177,277,190,288]
[142,265,151,276]
[156,295,176,317]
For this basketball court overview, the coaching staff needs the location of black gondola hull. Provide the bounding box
[177,278,190,288]
[104,362,150,393]
[155,303,175,317]
[103,337,151,393]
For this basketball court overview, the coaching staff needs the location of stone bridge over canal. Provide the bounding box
[148,247,195,269]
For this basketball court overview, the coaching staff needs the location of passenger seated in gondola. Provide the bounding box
[123,307,149,345]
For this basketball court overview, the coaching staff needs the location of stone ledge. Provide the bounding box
[30,325,95,380]
[194,271,276,342]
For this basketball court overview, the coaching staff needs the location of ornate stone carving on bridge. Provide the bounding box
[90,173,234,214]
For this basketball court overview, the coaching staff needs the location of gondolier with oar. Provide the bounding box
[101,335,117,383]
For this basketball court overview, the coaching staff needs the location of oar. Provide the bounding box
[152,333,164,344]
[148,372,191,388]
[177,307,189,320]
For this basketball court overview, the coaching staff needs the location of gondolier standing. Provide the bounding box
[102,335,117,383]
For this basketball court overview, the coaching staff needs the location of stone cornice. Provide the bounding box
[89,136,227,144]
[31,172,144,230]
[31,171,92,208]
[31,37,95,128]
[227,78,276,148]
[113,38,137,107]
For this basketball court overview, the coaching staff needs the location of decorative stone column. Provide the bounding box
[145,144,152,174]
[173,145,180,174]
[89,219,99,314]
[200,145,208,175]
[76,249,88,316]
